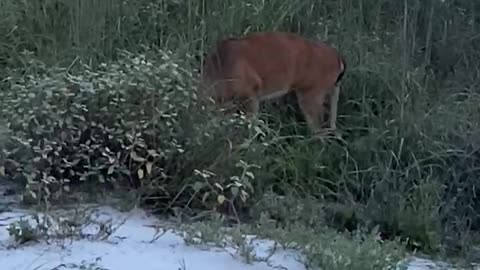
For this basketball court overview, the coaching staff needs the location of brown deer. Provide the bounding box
[199,31,346,137]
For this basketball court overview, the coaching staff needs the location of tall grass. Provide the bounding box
[1,0,480,261]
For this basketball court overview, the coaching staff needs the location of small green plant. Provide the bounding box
[7,218,38,244]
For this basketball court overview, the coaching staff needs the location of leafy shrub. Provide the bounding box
[0,48,275,212]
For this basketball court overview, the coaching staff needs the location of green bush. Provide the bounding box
[0,48,278,213]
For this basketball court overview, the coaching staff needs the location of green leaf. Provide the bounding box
[192,181,204,192]
[130,151,146,162]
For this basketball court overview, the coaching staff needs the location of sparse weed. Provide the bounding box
[49,257,109,270]
[6,207,115,247]
[172,218,407,270]
[7,218,38,245]
[177,259,188,270]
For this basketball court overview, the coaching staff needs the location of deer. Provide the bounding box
[199,31,346,138]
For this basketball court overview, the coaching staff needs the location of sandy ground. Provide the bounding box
[0,177,475,270]
[0,204,472,270]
